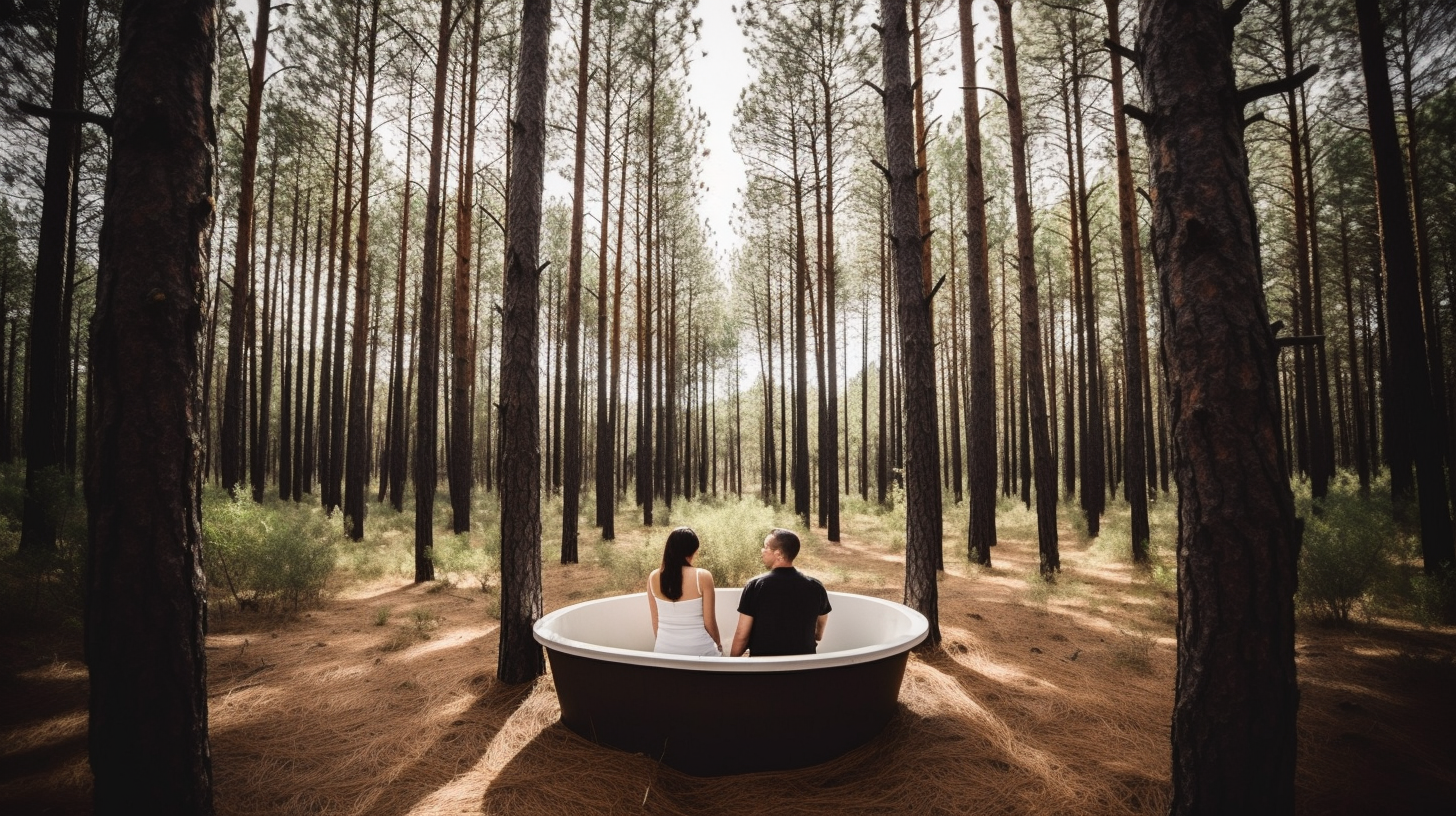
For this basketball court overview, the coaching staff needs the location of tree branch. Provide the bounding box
[1103,38,1141,67]
[1238,65,1319,107]
[17,100,113,134]
[1122,104,1151,124]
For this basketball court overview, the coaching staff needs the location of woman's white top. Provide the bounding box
[653,570,720,657]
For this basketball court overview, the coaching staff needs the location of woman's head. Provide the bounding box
[658,527,701,600]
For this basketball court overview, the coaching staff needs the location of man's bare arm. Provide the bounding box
[814,614,828,642]
[730,614,754,657]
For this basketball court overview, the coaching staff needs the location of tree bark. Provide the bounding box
[996,0,1058,575]
[1355,0,1455,577]
[1139,0,1302,810]
[562,0,592,563]
[86,0,215,805]
[1106,0,1148,560]
[344,0,380,541]
[415,0,455,583]
[449,0,483,534]
[497,0,552,684]
[879,0,940,646]
[959,0,995,566]
[219,0,267,500]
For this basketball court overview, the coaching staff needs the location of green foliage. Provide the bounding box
[373,607,391,626]
[1409,568,1456,628]
[0,465,86,632]
[434,531,499,593]
[674,498,779,588]
[1295,475,1402,623]
[202,491,337,612]
[380,608,440,652]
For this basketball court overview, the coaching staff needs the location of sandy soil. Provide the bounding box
[2,512,1454,814]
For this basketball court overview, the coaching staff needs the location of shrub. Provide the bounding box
[673,498,778,587]
[202,493,337,612]
[1296,476,1401,623]
[434,531,498,592]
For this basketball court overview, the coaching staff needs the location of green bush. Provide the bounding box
[1296,475,1401,623]
[1410,568,1456,628]
[673,498,778,587]
[434,531,498,592]
[202,493,337,612]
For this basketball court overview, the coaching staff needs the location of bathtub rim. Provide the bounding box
[532,589,929,673]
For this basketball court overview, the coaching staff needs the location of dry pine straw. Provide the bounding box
[204,525,1174,816]
[4,520,1455,814]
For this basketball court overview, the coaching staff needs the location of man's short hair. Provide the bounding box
[767,528,801,562]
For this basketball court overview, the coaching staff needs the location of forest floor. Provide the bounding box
[2,497,1455,814]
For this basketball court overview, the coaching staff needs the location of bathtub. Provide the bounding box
[532,587,929,776]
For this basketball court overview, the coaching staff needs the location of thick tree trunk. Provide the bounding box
[1355,0,1455,578]
[497,0,551,684]
[1139,0,1302,810]
[85,0,215,806]
[996,0,1058,575]
[415,0,455,583]
[959,0,995,566]
[879,0,940,646]
[562,0,592,563]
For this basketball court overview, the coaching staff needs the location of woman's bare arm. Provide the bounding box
[700,570,721,649]
[647,571,659,637]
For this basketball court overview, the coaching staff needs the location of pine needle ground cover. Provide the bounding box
[2,497,1454,814]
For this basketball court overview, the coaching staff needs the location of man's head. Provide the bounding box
[761,528,801,567]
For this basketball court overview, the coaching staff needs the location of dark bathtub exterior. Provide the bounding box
[533,590,927,776]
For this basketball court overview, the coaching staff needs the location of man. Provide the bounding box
[729,529,831,657]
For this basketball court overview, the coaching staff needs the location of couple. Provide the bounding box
[647,527,831,657]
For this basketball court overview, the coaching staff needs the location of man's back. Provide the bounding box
[737,567,832,656]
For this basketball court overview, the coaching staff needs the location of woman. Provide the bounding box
[647,527,722,656]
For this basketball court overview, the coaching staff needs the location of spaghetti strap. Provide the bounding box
[695,568,703,595]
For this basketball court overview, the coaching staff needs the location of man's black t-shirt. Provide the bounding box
[737,567,832,656]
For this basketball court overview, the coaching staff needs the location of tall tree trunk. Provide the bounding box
[498,0,552,684]
[449,0,483,533]
[1070,17,1104,535]
[595,19,617,537]
[388,85,415,512]
[996,0,1058,575]
[415,0,456,583]
[879,0,940,646]
[251,170,276,503]
[792,151,811,524]
[562,0,593,562]
[1355,0,1456,579]
[1139,0,1301,810]
[219,0,266,500]
[85,0,215,804]
[344,0,380,541]
[1280,0,1328,499]
[1106,0,1148,559]
[329,13,363,515]
[316,106,343,507]
[21,0,86,550]
[822,78,840,541]
[279,183,299,501]
[959,0,996,566]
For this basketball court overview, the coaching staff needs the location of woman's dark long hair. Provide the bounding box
[658,527,701,600]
